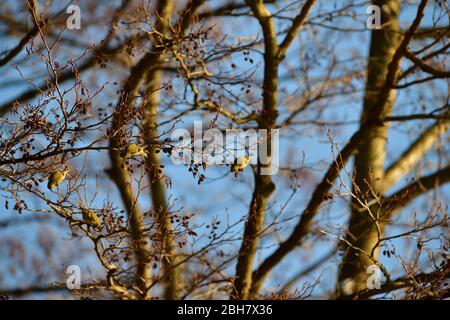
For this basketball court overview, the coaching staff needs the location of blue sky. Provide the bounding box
[0,0,448,298]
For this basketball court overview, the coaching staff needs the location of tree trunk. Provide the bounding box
[337,0,400,296]
[141,0,182,300]
[233,0,278,299]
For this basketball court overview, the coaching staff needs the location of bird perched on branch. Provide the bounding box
[120,143,147,159]
[47,168,70,191]
[81,207,101,229]
[231,155,251,177]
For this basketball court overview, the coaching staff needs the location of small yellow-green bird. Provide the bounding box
[120,143,147,159]
[231,155,251,177]
[81,207,101,229]
[47,168,70,191]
